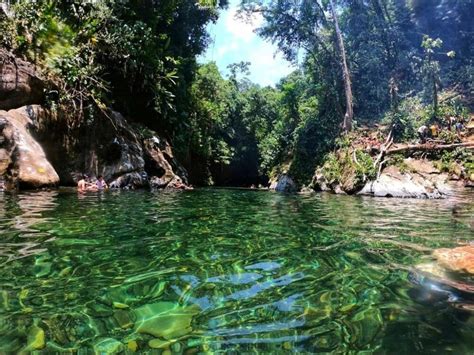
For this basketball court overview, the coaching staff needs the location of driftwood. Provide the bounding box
[373,127,394,178]
[384,142,474,155]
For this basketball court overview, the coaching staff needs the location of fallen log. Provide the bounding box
[381,142,474,155]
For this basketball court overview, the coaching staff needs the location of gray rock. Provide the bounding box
[109,172,148,189]
[311,168,331,192]
[274,174,297,193]
[358,166,452,199]
[93,338,124,354]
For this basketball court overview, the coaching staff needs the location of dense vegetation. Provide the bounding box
[1,0,472,186]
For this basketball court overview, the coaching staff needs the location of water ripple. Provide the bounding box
[0,188,472,352]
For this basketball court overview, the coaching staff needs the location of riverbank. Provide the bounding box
[270,121,474,198]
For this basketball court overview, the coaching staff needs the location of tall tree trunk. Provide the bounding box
[329,0,353,131]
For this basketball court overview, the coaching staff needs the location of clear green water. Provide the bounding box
[0,189,473,353]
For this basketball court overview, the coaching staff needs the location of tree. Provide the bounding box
[240,0,354,131]
[420,36,455,118]
[329,0,353,131]
[421,36,443,116]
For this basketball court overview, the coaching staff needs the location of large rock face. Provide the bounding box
[32,108,188,190]
[97,111,147,189]
[0,49,45,110]
[0,105,59,190]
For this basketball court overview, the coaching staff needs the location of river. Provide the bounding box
[0,189,473,352]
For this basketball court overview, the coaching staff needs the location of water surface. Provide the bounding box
[0,189,473,353]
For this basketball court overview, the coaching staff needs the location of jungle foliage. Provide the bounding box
[1,0,472,186]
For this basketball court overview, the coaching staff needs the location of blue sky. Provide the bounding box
[200,0,296,87]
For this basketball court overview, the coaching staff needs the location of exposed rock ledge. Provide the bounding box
[312,158,467,199]
[357,163,454,199]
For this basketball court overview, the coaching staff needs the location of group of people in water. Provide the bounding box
[77,174,193,192]
[417,115,466,143]
[77,175,108,192]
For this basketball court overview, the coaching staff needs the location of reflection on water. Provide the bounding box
[0,191,58,263]
[0,189,473,352]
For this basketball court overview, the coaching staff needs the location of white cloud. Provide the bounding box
[248,42,295,86]
[200,0,296,86]
[224,8,263,43]
[216,42,239,58]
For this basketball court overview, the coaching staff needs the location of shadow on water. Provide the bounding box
[0,188,473,352]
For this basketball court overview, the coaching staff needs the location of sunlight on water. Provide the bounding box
[0,189,473,352]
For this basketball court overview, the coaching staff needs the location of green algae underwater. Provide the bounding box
[0,188,473,353]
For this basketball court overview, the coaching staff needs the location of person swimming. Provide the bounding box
[77,174,88,192]
[77,174,98,192]
[96,175,108,190]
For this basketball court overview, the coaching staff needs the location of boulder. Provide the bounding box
[433,246,474,275]
[274,174,297,193]
[0,49,45,110]
[358,165,452,199]
[0,105,59,190]
[311,169,330,192]
[109,172,148,189]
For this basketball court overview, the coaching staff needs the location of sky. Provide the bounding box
[200,0,296,87]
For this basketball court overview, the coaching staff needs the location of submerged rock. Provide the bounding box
[93,338,124,354]
[433,246,474,275]
[0,105,59,190]
[23,324,46,351]
[127,340,138,352]
[148,338,175,349]
[134,301,200,340]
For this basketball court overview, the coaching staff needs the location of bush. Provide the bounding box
[438,130,460,144]
[388,154,409,173]
[322,152,342,185]
[434,148,473,177]
[320,148,375,193]
[382,96,469,143]
[382,97,428,142]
